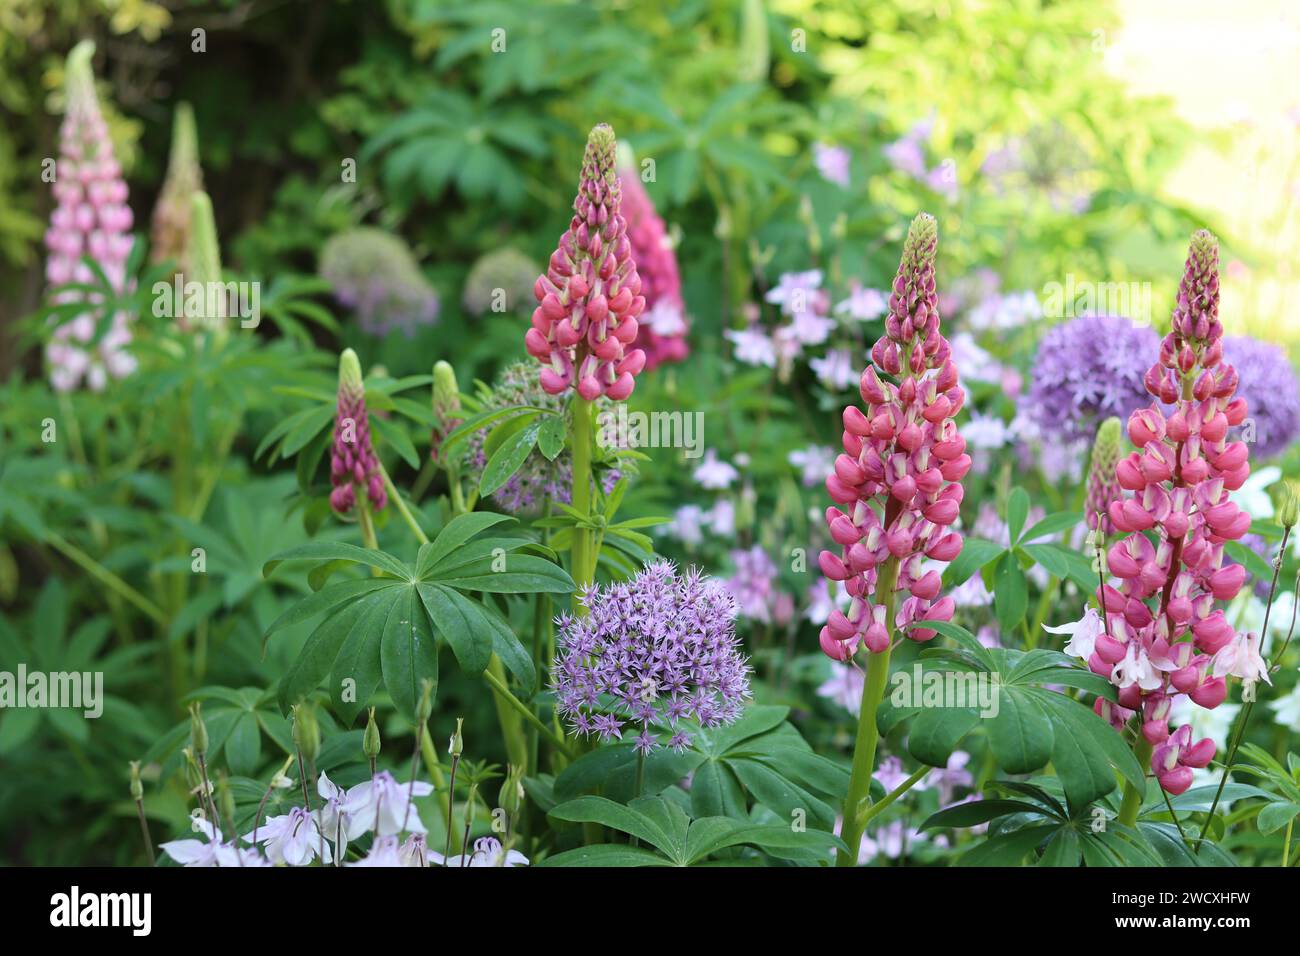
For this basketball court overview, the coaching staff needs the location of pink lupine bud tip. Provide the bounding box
[329,349,387,516]
[529,124,646,401]
[817,214,965,662]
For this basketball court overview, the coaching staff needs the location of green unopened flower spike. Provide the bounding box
[185,191,226,331]
[430,360,462,464]
[1086,417,1125,533]
[151,102,203,272]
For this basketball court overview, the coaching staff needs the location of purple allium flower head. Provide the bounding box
[44,41,136,393]
[319,228,439,338]
[462,247,540,317]
[551,561,753,750]
[329,349,387,515]
[1222,336,1300,457]
[620,163,689,370]
[462,361,623,513]
[1027,314,1160,443]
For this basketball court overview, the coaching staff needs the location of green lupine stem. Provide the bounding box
[569,396,596,602]
[836,555,899,867]
[43,530,167,625]
[858,764,931,827]
[378,464,428,545]
[482,667,574,758]
[1118,736,1153,827]
[1284,817,1294,867]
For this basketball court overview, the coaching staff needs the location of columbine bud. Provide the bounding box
[1086,417,1125,533]
[448,717,464,758]
[1277,478,1300,530]
[430,361,462,465]
[329,348,387,515]
[528,123,646,400]
[416,679,434,725]
[129,760,144,801]
[292,702,320,764]
[363,706,382,760]
[188,702,208,757]
[499,763,525,818]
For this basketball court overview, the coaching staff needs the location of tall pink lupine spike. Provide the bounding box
[44,41,136,392]
[618,162,688,370]
[329,349,387,515]
[526,124,646,401]
[817,213,969,659]
[1100,230,1251,795]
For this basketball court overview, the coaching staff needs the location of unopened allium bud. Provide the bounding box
[363,706,382,760]
[1086,417,1125,533]
[44,40,137,392]
[329,349,387,515]
[448,717,464,758]
[151,102,203,272]
[189,702,208,757]
[526,124,647,400]
[430,360,462,465]
[292,702,320,764]
[1097,230,1249,794]
[817,213,968,659]
[1277,479,1300,531]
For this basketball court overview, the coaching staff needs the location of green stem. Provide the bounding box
[487,655,529,771]
[835,555,899,867]
[482,666,574,758]
[858,765,931,828]
[43,531,167,625]
[379,464,428,545]
[1284,817,1294,868]
[569,396,596,599]
[1118,736,1153,827]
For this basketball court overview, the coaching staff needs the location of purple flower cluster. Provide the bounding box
[319,228,439,338]
[551,562,752,754]
[1027,314,1160,443]
[1222,336,1300,457]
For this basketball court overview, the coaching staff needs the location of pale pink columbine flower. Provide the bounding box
[525,124,646,400]
[693,449,739,489]
[399,833,443,867]
[811,348,857,391]
[814,143,851,187]
[707,499,736,536]
[817,664,863,714]
[836,284,888,322]
[873,756,910,791]
[765,269,826,315]
[784,309,837,347]
[817,213,969,661]
[725,326,777,367]
[442,837,529,867]
[344,770,435,836]
[241,806,331,866]
[789,444,836,488]
[316,770,371,854]
[160,815,248,867]
[347,835,404,867]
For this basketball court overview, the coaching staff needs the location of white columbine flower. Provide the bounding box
[344,770,434,836]
[242,806,330,866]
[1111,643,1162,691]
[1043,607,1104,661]
[441,836,529,868]
[160,815,242,868]
[348,835,404,867]
[1212,631,1272,689]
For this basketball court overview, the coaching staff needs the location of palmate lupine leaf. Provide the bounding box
[882,620,1143,811]
[262,513,573,721]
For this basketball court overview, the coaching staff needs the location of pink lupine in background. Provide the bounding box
[526,124,647,400]
[1098,231,1254,808]
[44,41,136,392]
[817,213,969,866]
[618,163,689,370]
[329,349,387,516]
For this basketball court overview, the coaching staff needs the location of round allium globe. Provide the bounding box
[1222,336,1300,457]
[1027,315,1159,443]
[319,228,439,338]
[551,562,753,754]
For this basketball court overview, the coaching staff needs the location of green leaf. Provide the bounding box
[226,713,262,775]
[1223,540,1274,585]
[379,586,439,720]
[416,583,492,675]
[1021,510,1083,543]
[479,421,541,497]
[994,553,1029,633]
[1257,801,1300,834]
[908,707,982,767]
[278,588,394,711]
[942,538,1005,588]
[1035,690,1146,797]
[1037,827,1081,866]
[538,845,671,867]
[956,824,1057,866]
[1021,543,1096,591]
[537,414,566,461]
[922,799,1049,830]
[263,541,410,581]
[1007,487,1030,542]
[988,691,1053,774]
[436,554,575,594]
[370,415,420,469]
[548,796,678,857]
[414,512,515,577]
